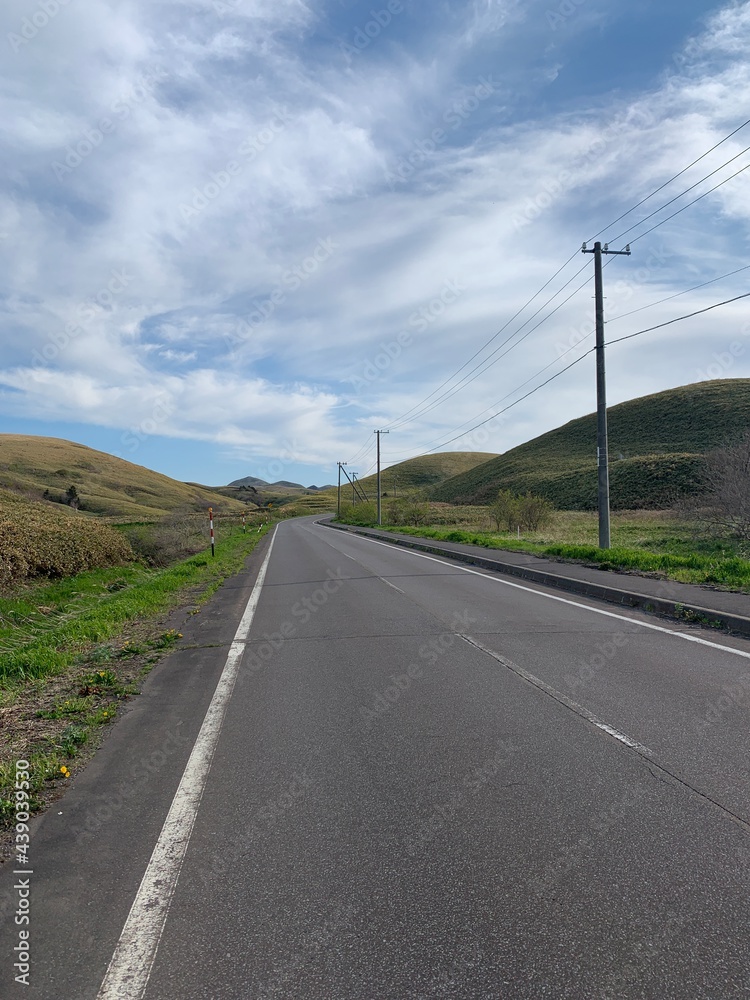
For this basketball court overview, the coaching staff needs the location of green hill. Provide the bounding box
[0,436,249,520]
[429,380,750,509]
[321,451,498,504]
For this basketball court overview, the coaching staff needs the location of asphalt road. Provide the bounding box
[2,516,750,999]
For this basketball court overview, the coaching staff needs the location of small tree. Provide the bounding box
[693,431,750,541]
[402,501,429,526]
[489,489,554,532]
[489,490,520,531]
[66,484,80,509]
[518,492,554,531]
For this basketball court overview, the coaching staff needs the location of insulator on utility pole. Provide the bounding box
[581,240,631,549]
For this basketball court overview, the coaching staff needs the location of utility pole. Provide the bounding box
[374,430,389,526]
[581,241,631,549]
[352,473,358,506]
[337,462,347,517]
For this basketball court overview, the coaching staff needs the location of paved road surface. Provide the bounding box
[2,516,750,999]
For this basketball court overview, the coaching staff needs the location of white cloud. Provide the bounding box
[1,0,750,480]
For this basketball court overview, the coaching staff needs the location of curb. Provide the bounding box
[320,520,750,639]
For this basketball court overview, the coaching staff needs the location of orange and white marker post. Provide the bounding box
[209,507,215,557]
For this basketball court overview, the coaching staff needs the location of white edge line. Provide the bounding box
[96,527,278,1000]
[331,529,750,661]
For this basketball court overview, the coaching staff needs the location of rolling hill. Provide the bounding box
[317,451,499,505]
[0,436,249,520]
[429,380,750,509]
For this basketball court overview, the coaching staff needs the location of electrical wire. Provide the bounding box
[607,291,750,347]
[383,247,582,430]
[387,260,592,430]
[608,263,750,323]
[386,120,750,436]
[623,161,750,247]
[589,115,750,243]
[426,289,750,452]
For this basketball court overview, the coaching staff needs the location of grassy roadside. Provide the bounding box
[0,522,274,834]
[337,509,750,592]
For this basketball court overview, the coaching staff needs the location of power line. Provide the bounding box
[604,143,750,248]
[423,290,750,453]
[589,115,750,243]
[607,291,750,346]
[625,161,750,246]
[384,248,582,430]
[387,260,592,430]
[608,263,750,323]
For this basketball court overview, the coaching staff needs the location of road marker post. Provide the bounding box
[209,507,215,557]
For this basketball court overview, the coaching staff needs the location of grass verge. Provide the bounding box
[0,522,273,839]
[362,510,750,592]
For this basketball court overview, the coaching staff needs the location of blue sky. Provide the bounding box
[1,0,749,487]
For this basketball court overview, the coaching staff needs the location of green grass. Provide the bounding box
[0,522,273,686]
[355,508,750,591]
[430,379,750,508]
[0,521,275,832]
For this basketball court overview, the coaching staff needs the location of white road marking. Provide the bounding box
[96,529,278,1000]
[381,577,405,594]
[323,527,750,661]
[460,634,654,756]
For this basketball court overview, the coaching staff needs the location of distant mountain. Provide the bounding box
[228,476,335,491]
[228,476,270,489]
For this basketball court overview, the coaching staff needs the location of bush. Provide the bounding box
[489,490,520,531]
[337,501,378,526]
[489,489,554,532]
[0,491,133,587]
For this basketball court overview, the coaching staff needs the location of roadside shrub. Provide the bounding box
[0,490,133,587]
[489,490,520,531]
[338,501,378,526]
[489,489,554,532]
[122,510,212,567]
